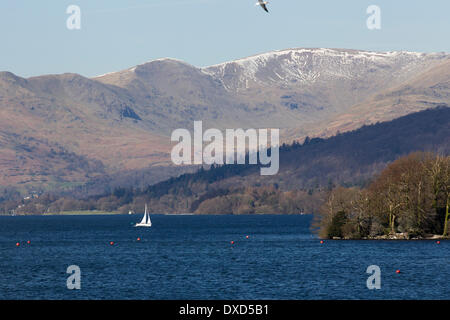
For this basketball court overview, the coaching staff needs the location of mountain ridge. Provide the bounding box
[1,47,449,192]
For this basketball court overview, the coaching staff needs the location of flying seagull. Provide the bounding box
[256,0,269,13]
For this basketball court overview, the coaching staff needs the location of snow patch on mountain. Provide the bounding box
[201,48,448,92]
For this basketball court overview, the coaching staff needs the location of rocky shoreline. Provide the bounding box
[331,233,448,240]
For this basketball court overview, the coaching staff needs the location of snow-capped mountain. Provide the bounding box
[95,48,449,131]
[0,48,449,189]
[203,48,446,90]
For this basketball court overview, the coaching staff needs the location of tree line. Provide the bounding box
[313,152,449,239]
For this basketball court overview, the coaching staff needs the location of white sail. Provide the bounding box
[146,205,152,226]
[144,204,152,226]
[139,212,147,225]
[135,204,152,227]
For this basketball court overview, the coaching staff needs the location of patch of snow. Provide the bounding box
[200,48,449,91]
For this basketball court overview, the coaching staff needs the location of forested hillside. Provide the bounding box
[4,106,449,215]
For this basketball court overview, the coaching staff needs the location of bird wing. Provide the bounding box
[258,1,269,12]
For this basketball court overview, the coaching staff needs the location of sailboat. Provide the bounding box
[135,204,152,227]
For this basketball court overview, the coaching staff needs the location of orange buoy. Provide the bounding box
[15,242,20,247]
[245,235,249,239]
[137,237,141,241]
[27,240,31,244]
[230,241,235,245]
[320,240,324,244]
[109,241,114,246]
[396,269,401,274]
[436,241,440,244]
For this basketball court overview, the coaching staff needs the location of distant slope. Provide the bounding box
[315,58,450,137]
[0,130,105,188]
[0,71,171,191]
[8,107,450,215]
[139,107,450,213]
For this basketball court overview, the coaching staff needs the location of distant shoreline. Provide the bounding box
[43,211,120,216]
[3,212,313,216]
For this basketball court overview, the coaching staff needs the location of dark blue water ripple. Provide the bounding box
[0,215,448,300]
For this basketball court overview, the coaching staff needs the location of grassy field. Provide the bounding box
[43,210,121,216]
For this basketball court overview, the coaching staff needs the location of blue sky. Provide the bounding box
[1,0,449,77]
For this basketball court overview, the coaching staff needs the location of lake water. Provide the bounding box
[0,214,448,300]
